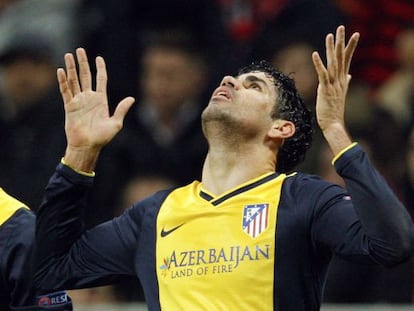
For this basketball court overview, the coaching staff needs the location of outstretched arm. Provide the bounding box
[35,49,144,293]
[311,25,359,155]
[311,26,414,264]
[58,48,134,172]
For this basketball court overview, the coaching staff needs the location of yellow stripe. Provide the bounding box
[331,142,358,165]
[0,188,29,226]
[61,157,95,177]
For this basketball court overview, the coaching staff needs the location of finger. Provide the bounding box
[335,25,345,77]
[57,68,73,106]
[312,51,329,85]
[344,32,360,75]
[64,53,81,95]
[95,56,107,94]
[112,97,135,126]
[76,48,92,91]
[325,33,336,82]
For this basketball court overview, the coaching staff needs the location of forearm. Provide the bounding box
[335,145,414,264]
[35,163,93,290]
[35,162,139,291]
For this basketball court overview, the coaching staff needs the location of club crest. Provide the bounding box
[242,203,269,238]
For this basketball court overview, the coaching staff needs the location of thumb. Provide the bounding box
[112,96,135,124]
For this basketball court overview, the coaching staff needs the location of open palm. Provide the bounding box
[58,48,134,151]
[311,26,359,132]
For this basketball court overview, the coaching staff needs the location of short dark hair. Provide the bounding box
[0,33,54,65]
[238,60,313,173]
[142,28,206,65]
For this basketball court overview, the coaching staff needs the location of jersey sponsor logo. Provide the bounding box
[242,203,269,238]
[160,223,184,237]
[159,244,270,278]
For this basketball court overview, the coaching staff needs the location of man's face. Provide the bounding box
[202,71,277,138]
[2,56,55,110]
[272,43,317,102]
[141,47,205,112]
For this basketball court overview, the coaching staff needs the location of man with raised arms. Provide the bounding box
[34,26,414,310]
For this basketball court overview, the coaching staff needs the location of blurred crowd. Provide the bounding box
[0,0,413,307]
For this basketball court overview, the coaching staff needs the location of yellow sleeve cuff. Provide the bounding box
[331,142,358,165]
[61,158,95,177]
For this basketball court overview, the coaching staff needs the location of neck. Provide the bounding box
[201,138,276,196]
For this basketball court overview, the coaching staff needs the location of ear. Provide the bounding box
[267,119,295,140]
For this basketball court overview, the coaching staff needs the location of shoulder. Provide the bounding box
[283,171,333,193]
[282,172,347,209]
[0,208,35,252]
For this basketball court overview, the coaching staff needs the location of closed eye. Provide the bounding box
[241,74,268,92]
[249,82,262,90]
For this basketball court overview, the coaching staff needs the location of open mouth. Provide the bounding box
[212,87,232,100]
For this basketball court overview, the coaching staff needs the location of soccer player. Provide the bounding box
[34,26,414,310]
[0,188,72,310]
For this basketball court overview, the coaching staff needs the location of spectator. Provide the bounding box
[0,0,81,64]
[86,29,209,226]
[376,25,414,138]
[113,174,177,302]
[116,174,177,216]
[247,0,347,64]
[78,0,222,103]
[0,33,66,208]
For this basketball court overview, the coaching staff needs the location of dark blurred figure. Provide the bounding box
[78,0,346,103]
[375,25,414,138]
[112,174,177,302]
[0,0,81,63]
[86,29,209,227]
[245,0,346,64]
[78,0,222,104]
[0,34,65,208]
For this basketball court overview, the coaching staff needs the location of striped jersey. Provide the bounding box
[34,144,414,310]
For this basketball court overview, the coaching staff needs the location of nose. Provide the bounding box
[220,75,239,89]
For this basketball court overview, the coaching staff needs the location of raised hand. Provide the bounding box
[311,26,360,155]
[58,48,135,171]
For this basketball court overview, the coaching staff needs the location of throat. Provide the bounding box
[201,148,276,196]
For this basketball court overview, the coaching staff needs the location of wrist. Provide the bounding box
[321,123,353,156]
[63,146,100,174]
